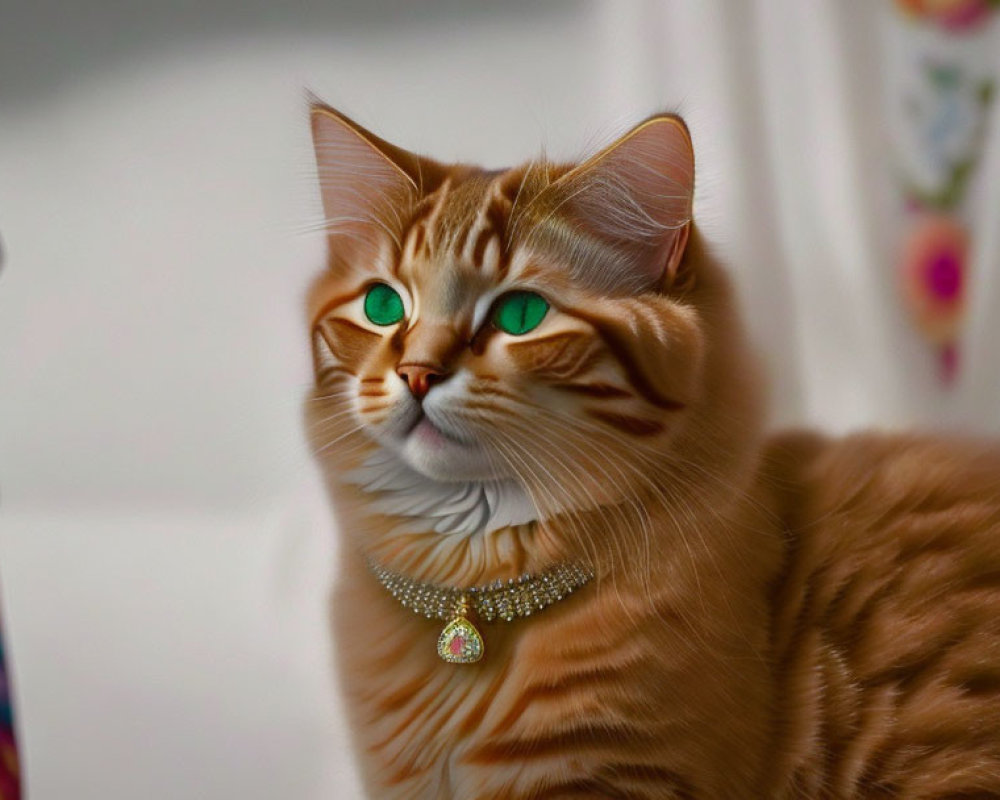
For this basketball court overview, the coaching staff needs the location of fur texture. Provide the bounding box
[304,104,1000,799]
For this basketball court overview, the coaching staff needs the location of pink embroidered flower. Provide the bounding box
[895,0,999,31]
[899,213,968,344]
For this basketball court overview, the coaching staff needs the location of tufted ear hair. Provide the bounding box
[310,103,442,272]
[529,115,695,293]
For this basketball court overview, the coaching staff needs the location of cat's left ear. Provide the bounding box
[549,114,694,292]
[310,103,441,272]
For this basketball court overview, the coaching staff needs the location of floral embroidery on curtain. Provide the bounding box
[890,0,999,384]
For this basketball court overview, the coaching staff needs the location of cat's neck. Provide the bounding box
[345,448,538,537]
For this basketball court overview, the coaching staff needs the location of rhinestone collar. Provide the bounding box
[367,559,594,664]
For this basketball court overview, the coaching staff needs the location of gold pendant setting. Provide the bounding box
[436,614,484,664]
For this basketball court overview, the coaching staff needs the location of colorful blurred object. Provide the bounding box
[0,621,19,800]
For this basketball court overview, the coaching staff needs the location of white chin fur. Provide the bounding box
[346,446,538,536]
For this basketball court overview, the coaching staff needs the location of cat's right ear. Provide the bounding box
[528,114,695,294]
[310,104,428,272]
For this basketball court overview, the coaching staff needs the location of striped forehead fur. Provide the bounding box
[354,147,690,297]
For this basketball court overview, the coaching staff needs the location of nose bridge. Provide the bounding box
[400,318,464,370]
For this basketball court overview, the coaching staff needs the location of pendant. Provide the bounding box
[437,612,484,664]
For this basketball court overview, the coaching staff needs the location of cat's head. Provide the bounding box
[306,104,761,569]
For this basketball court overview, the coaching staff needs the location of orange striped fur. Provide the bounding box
[304,103,1000,798]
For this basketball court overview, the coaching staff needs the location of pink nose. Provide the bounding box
[397,363,447,399]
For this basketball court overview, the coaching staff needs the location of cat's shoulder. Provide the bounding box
[759,428,1000,550]
[761,430,1000,795]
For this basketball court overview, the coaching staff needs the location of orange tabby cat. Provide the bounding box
[305,102,1000,799]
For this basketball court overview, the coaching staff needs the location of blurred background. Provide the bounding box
[1,1,998,797]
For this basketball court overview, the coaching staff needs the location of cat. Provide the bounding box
[304,101,1000,799]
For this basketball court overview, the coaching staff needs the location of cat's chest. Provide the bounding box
[335,574,766,800]
[336,580,622,798]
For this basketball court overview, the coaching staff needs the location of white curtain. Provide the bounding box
[602,1,1000,433]
[1,2,998,797]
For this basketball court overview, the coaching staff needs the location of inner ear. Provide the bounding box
[662,220,691,292]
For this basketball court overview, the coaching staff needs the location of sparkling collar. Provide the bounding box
[367,559,595,664]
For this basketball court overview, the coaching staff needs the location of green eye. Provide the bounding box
[363,283,405,326]
[493,291,549,335]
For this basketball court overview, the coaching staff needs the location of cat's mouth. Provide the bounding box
[406,411,477,448]
[384,402,499,482]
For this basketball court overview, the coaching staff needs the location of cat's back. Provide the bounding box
[763,430,1000,798]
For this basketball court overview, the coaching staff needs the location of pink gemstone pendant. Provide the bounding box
[436,616,484,664]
